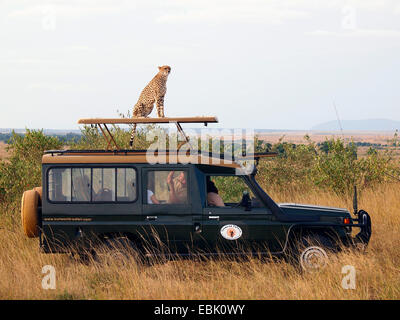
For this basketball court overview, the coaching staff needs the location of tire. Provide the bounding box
[291,234,334,271]
[33,186,42,204]
[21,189,40,238]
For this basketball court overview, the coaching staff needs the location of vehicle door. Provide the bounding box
[141,167,193,252]
[199,175,286,254]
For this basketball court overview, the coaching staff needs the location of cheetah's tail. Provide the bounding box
[129,123,137,147]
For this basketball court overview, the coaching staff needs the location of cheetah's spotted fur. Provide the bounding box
[130,65,171,146]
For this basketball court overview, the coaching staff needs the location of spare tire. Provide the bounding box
[33,186,42,205]
[21,189,40,238]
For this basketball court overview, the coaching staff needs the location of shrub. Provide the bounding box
[0,130,62,204]
[70,111,160,150]
[256,136,398,197]
[70,125,153,150]
[256,136,317,193]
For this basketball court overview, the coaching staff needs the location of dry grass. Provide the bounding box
[0,183,399,300]
[256,131,397,144]
[0,142,8,160]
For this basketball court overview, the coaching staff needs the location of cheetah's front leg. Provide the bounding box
[156,96,165,117]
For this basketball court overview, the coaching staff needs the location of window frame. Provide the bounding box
[143,168,190,206]
[204,174,262,208]
[46,165,138,204]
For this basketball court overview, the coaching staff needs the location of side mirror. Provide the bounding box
[240,190,252,211]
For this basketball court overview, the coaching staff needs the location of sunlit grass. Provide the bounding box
[0,183,399,299]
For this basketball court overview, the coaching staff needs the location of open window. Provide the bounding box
[146,170,188,205]
[206,175,263,208]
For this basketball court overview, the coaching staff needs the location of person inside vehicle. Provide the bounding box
[147,189,160,204]
[167,171,187,204]
[206,177,225,207]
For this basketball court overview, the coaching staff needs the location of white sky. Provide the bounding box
[0,0,399,130]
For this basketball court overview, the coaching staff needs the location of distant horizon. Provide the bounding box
[1,117,399,134]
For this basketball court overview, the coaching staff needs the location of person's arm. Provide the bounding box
[151,194,160,204]
[167,171,178,204]
[207,192,225,207]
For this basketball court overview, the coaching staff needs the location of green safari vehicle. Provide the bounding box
[21,148,371,270]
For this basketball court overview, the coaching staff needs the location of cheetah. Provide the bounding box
[129,65,171,146]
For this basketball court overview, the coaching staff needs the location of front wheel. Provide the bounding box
[289,234,334,271]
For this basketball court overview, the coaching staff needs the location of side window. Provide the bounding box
[92,168,115,202]
[146,170,188,205]
[48,168,71,202]
[72,168,91,202]
[207,175,255,207]
[117,168,136,202]
[48,167,137,203]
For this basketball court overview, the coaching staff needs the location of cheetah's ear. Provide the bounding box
[158,66,162,70]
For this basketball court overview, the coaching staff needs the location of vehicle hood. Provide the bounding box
[278,203,351,217]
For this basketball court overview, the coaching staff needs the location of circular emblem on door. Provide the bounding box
[220,224,242,240]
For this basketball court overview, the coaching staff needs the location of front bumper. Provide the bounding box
[353,210,372,245]
[341,210,372,246]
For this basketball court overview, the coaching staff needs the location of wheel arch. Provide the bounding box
[284,224,344,253]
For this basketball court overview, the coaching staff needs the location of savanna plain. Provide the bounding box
[0,130,399,299]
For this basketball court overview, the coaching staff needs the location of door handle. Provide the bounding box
[209,216,220,220]
[146,215,158,221]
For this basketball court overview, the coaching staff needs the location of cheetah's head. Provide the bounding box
[158,65,171,76]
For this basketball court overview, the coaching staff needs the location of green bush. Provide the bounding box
[257,136,398,197]
[213,176,249,203]
[0,130,62,204]
[311,139,358,195]
[70,125,154,150]
[256,137,317,193]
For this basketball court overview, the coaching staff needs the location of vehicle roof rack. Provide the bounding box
[68,116,278,164]
[44,149,277,160]
[78,116,218,150]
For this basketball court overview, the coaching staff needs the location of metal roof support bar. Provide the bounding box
[103,124,119,149]
[78,117,218,151]
[97,123,120,150]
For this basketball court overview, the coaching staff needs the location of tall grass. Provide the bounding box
[0,129,399,299]
[0,183,399,299]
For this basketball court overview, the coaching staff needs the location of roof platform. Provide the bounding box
[77,116,219,150]
[78,116,218,125]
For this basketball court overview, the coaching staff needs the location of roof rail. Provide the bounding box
[44,149,277,160]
